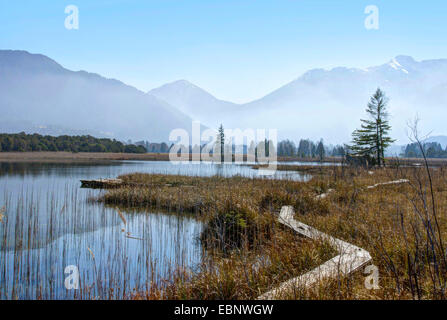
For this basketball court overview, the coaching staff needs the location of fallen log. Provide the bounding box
[80,179,124,189]
[366,179,409,189]
[80,179,198,189]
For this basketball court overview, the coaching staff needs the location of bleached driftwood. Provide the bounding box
[315,189,334,200]
[366,179,409,190]
[314,179,408,201]
[258,206,372,300]
[258,178,411,299]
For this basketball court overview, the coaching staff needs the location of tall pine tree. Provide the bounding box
[350,88,395,166]
[218,124,225,163]
[316,139,325,161]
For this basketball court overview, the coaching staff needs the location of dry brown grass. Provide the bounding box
[291,166,447,299]
[97,164,447,300]
[101,173,330,216]
[132,232,336,300]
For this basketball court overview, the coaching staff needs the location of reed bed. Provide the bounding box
[0,182,202,300]
[100,173,328,216]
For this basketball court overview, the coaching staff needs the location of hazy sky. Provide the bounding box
[1,0,447,103]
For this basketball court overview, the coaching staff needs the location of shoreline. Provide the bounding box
[1,151,446,167]
[0,152,341,163]
[0,152,171,162]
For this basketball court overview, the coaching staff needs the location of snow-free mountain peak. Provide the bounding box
[0,50,65,74]
[149,79,239,126]
[150,79,216,100]
[0,50,195,141]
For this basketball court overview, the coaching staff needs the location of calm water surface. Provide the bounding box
[0,160,311,299]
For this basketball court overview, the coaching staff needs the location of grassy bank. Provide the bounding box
[97,173,338,299]
[3,151,446,166]
[95,163,447,300]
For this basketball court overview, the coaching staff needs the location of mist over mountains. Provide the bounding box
[150,55,447,144]
[1,50,447,145]
[0,50,194,142]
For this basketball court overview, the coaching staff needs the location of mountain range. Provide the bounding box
[0,50,195,142]
[150,55,447,144]
[1,50,447,144]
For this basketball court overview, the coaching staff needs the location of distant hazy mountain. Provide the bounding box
[3,51,446,145]
[385,145,405,157]
[149,80,239,128]
[0,50,194,142]
[150,56,447,144]
[0,119,113,138]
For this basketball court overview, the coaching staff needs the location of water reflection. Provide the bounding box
[0,160,311,180]
[0,161,205,300]
[0,160,310,299]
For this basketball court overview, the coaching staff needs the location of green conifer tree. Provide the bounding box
[350,88,395,166]
[218,124,225,163]
[316,139,325,161]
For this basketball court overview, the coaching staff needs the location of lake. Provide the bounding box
[0,160,311,299]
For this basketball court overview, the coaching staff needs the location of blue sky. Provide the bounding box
[1,0,446,103]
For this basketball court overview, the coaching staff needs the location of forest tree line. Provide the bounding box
[134,140,171,153]
[277,139,345,158]
[0,132,147,153]
[402,142,447,158]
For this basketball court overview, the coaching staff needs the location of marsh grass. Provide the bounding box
[3,160,447,300]
[98,164,447,300]
[292,165,447,299]
[133,232,336,300]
